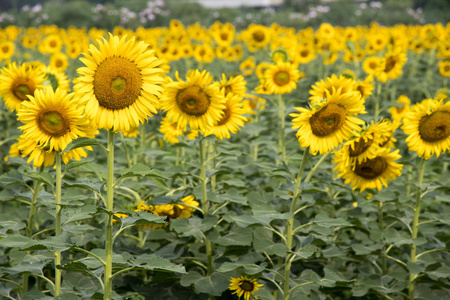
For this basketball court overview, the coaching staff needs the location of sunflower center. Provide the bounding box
[418,111,450,142]
[354,156,387,179]
[49,40,57,48]
[252,30,265,42]
[93,56,142,110]
[239,281,255,292]
[310,103,347,137]
[12,79,35,101]
[217,105,231,125]
[2,45,9,53]
[220,33,228,41]
[176,86,211,116]
[55,59,63,68]
[349,136,373,157]
[273,71,290,86]
[38,110,70,137]
[384,56,396,73]
[369,62,378,69]
[300,50,309,57]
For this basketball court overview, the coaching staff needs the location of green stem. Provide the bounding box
[54,153,62,296]
[140,123,146,164]
[408,157,426,300]
[375,81,382,117]
[278,93,286,164]
[211,139,217,194]
[283,147,309,300]
[199,138,213,277]
[378,202,387,274]
[23,167,43,297]
[104,130,115,300]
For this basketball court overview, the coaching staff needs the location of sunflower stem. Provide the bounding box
[278,93,287,164]
[378,202,387,275]
[375,81,382,117]
[104,130,115,300]
[199,137,213,277]
[283,147,309,300]
[22,167,44,297]
[408,157,426,300]
[54,153,62,296]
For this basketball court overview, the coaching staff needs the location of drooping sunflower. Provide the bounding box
[160,70,225,132]
[217,74,247,97]
[402,98,450,159]
[334,148,403,192]
[17,88,98,153]
[205,94,248,140]
[229,275,263,300]
[0,62,46,112]
[73,34,165,132]
[291,87,366,155]
[264,61,302,95]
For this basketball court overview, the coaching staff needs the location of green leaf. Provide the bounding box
[180,271,202,287]
[24,291,53,300]
[428,265,450,280]
[407,262,425,274]
[351,243,381,255]
[3,262,50,275]
[120,211,166,227]
[216,262,266,275]
[313,213,352,228]
[117,164,168,181]
[20,170,54,188]
[253,227,288,257]
[194,272,230,296]
[209,227,253,246]
[58,261,98,277]
[64,159,94,172]
[129,254,186,274]
[231,211,292,228]
[63,205,100,225]
[62,137,104,153]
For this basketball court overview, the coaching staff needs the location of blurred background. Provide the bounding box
[0,0,449,30]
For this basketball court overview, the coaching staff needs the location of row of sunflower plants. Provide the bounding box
[0,21,449,300]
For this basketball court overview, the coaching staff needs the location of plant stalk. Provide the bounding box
[278,93,287,163]
[54,153,62,296]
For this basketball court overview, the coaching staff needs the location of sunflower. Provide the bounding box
[217,74,247,97]
[362,56,383,76]
[210,22,235,47]
[438,60,450,77]
[73,34,165,132]
[242,24,271,52]
[335,120,392,169]
[291,87,366,155]
[159,115,185,144]
[0,41,15,60]
[402,98,450,159]
[49,52,69,72]
[229,275,263,300]
[0,62,46,112]
[41,66,70,92]
[375,48,408,83]
[205,94,248,140]
[352,76,374,102]
[292,44,316,64]
[193,44,215,63]
[264,61,302,94]
[389,95,410,124]
[151,195,199,224]
[122,127,140,138]
[334,148,403,192]
[41,34,63,54]
[18,88,98,153]
[160,70,225,132]
[309,74,355,106]
[240,56,256,76]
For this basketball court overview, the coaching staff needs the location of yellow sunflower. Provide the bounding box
[309,74,355,106]
[352,76,374,102]
[242,24,271,52]
[159,115,185,144]
[73,34,165,132]
[49,52,69,72]
[0,62,46,112]
[292,44,316,65]
[334,148,403,192]
[291,87,366,155]
[264,61,303,94]
[439,61,450,77]
[229,275,263,300]
[389,95,410,124]
[205,94,248,140]
[122,127,140,138]
[402,98,450,159]
[0,41,15,60]
[240,56,256,76]
[362,56,383,76]
[217,74,247,97]
[335,120,391,169]
[256,62,271,79]
[40,66,70,92]
[375,48,408,83]
[41,34,63,54]
[18,88,98,153]
[160,70,226,132]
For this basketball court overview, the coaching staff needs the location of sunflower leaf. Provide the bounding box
[61,137,105,153]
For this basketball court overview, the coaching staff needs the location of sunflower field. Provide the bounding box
[0,12,450,300]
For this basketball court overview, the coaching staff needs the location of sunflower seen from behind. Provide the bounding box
[0,62,46,112]
[160,70,226,132]
[291,87,366,155]
[402,98,450,159]
[74,34,165,132]
[229,275,263,300]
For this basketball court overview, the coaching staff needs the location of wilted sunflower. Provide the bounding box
[264,61,302,94]
[229,275,263,300]
[160,70,225,132]
[291,87,366,154]
[74,34,165,132]
[0,62,46,112]
[334,148,403,192]
[402,98,450,158]
[18,88,98,153]
[205,94,248,140]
